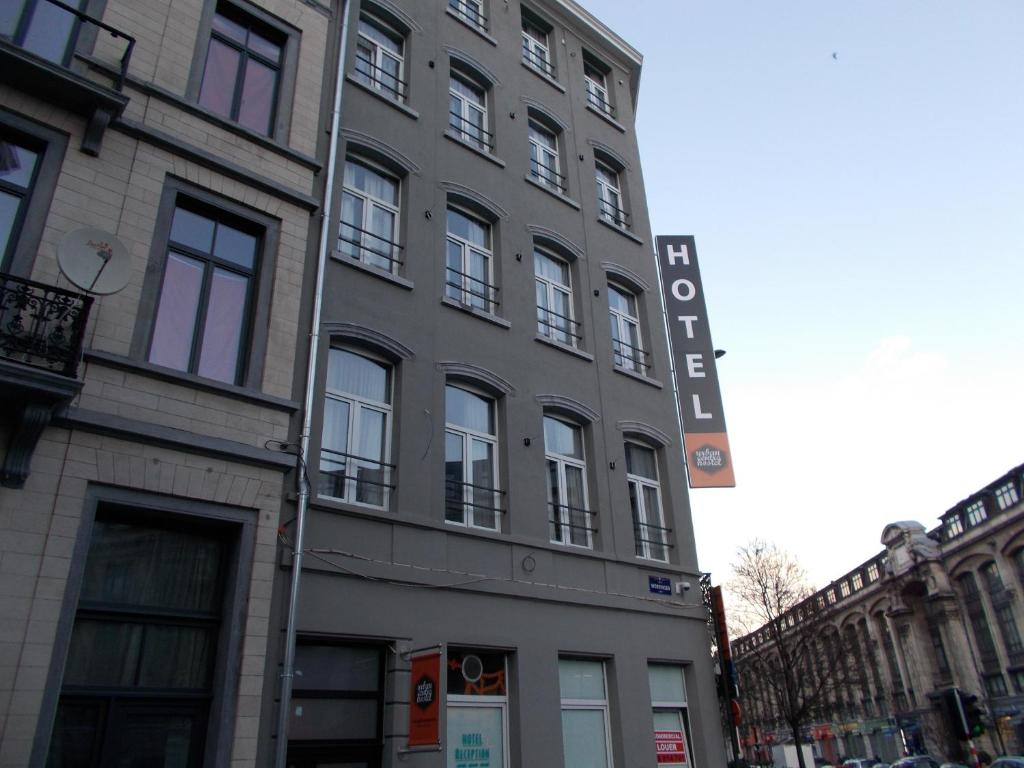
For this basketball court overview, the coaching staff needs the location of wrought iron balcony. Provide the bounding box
[1,273,91,377]
[1,0,135,154]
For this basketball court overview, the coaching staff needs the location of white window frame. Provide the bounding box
[445,383,500,531]
[626,441,667,562]
[528,119,561,191]
[449,72,489,151]
[596,160,625,227]
[447,652,510,768]
[560,659,613,768]
[649,665,693,768]
[545,416,592,549]
[584,60,611,114]
[521,18,552,76]
[445,206,494,312]
[354,14,405,102]
[534,248,576,347]
[320,347,393,509]
[608,283,644,372]
[339,157,401,273]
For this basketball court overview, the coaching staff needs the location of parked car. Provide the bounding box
[990,757,1024,768]
[891,756,941,768]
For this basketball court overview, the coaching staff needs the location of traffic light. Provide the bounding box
[963,693,986,737]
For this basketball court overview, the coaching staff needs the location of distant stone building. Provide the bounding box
[733,464,1024,764]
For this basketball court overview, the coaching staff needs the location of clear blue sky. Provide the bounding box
[582,1,1024,587]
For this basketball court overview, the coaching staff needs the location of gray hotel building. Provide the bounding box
[0,1,727,767]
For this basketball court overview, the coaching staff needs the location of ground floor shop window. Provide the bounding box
[446,647,509,768]
[560,658,613,768]
[287,642,384,768]
[649,664,693,767]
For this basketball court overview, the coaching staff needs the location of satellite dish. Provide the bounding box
[57,227,131,295]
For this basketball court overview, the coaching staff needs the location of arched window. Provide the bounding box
[444,383,500,530]
[339,155,402,273]
[544,414,592,548]
[625,440,668,561]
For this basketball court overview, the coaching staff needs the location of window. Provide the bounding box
[545,415,592,548]
[339,157,401,273]
[198,6,283,135]
[521,14,553,77]
[2,0,84,66]
[445,384,500,530]
[354,13,406,102]
[867,563,879,582]
[447,648,509,768]
[965,499,988,527]
[287,643,384,767]
[608,284,646,372]
[0,134,41,271]
[560,659,612,768]
[626,442,667,561]
[534,249,578,347]
[649,665,693,768]
[446,207,496,313]
[583,57,612,116]
[981,562,1004,593]
[995,603,1024,654]
[449,71,491,152]
[995,481,1019,510]
[839,581,851,598]
[448,0,486,32]
[47,514,229,766]
[985,673,1008,698]
[851,573,863,590]
[148,203,259,385]
[528,119,565,193]
[944,514,964,540]
[319,347,393,508]
[596,160,628,228]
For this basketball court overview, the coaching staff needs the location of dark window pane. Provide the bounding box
[48,700,105,768]
[0,2,26,39]
[445,431,464,523]
[294,645,381,691]
[212,224,256,269]
[248,29,282,63]
[79,521,224,613]
[195,267,248,383]
[446,386,493,434]
[326,349,389,403]
[138,625,216,689]
[169,208,215,253]
[64,620,143,687]
[212,12,246,43]
[544,416,581,459]
[0,191,20,261]
[237,58,276,135]
[0,141,40,188]
[446,648,507,695]
[21,0,80,64]
[149,252,204,372]
[198,39,242,118]
[115,710,201,768]
[289,699,378,741]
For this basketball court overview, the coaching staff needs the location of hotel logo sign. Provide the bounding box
[656,235,735,488]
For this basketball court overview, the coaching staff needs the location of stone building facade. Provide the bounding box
[734,464,1024,764]
[1,1,728,767]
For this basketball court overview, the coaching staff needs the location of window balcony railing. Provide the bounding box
[585,89,615,117]
[521,45,555,78]
[445,267,500,313]
[612,339,651,373]
[633,520,673,549]
[338,222,404,269]
[537,307,582,345]
[448,0,487,32]
[598,198,631,229]
[448,111,494,152]
[444,478,505,518]
[548,502,597,540]
[353,57,407,102]
[318,447,395,507]
[0,273,92,378]
[529,158,568,194]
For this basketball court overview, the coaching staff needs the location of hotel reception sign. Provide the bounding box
[656,235,735,488]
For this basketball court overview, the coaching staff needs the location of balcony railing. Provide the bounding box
[353,57,406,102]
[445,267,500,313]
[529,157,568,194]
[0,273,91,377]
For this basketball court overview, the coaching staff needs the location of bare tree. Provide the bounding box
[728,540,863,768]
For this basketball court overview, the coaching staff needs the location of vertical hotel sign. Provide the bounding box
[408,649,441,748]
[656,235,735,488]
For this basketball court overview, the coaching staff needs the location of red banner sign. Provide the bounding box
[408,651,441,747]
[656,730,687,764]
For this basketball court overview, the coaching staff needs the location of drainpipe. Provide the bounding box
[274,2,351,766]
